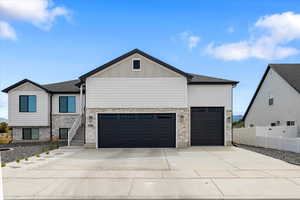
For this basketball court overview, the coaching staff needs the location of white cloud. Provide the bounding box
[0,20,16,40]
[174,32,201,50]
[0,0,70,40]
[206,12,300,60]
[0,0,70,30]
[188,35,200,49]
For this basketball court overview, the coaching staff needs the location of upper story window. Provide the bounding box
[19,95,36,112]
[268,97,274,106]
[59,96,76,113]
[132,59,141,71]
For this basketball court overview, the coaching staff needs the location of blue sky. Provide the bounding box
[1,0,300,118]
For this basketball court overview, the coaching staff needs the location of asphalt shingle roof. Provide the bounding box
[270,64,300,93]
[42,79,81,93]
[187,73,238,84]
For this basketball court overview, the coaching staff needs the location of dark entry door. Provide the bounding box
[98,113,176,148]
[191,107,224,146]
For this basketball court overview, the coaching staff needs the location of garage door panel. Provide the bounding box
[191,107,224,146]
[98,113,175,148]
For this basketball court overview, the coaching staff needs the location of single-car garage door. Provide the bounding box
[191,107,224,146]
[98,113,176,148]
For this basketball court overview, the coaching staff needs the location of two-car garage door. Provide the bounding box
[97,108,224,148]
[98,113,176,148]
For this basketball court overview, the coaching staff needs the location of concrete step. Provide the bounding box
[70,125,85,146]
[71,141,84,146]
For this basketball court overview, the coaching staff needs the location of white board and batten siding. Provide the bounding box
[52,94,81,114]
[8,82,50,126]
[86,77,187,108]
[188,84,232,108]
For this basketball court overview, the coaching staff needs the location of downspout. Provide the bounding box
[50,93,53,142]
[83,83,86,144]
[231,85,234,145]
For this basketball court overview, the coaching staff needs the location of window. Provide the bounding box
[268,97,274,106]
[22,128,39,140]
[132,59,141,71]
[19,95,36,112]
[270,122,276,127]
[59,128,69,140]
[59,96,76,113]
[287,121,295,126]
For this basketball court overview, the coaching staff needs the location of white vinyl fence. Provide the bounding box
[233,126,300,153]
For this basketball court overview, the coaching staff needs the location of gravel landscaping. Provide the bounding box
[235,143,300,166]
[0,141,66,163]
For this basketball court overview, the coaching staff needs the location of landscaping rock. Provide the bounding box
[0,141,66,163]
[235,143,300,166]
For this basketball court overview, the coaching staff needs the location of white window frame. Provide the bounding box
[132,58,141,71]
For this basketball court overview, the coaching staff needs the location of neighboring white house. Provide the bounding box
[2,49,238,148]
[244,64,300,136]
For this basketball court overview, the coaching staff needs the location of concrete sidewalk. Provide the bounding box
[2,147,300,199]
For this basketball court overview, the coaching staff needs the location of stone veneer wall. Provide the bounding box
[225,109,233,146]
[51,114,79,140]
[12,127,50,141]
[85,108,190,148]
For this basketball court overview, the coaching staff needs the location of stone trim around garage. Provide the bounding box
[11,127,50,142]
[225,109,233,146]
[51,114,80,140]
[85,108,190,148]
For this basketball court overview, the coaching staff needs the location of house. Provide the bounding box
[2,49,238,148]
[243,64,300,136]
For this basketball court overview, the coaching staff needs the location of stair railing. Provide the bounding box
[68,114,83,146]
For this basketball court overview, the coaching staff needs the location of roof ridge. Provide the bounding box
[79,49,188,80]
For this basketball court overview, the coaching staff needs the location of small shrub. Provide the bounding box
[16,159,20,163]
[25,158,28,161]
[46,151,49,155]
[36,154,40,158]
[1,162,5,167]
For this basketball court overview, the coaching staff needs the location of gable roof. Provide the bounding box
[79,48,238,85]
[187,73,238,84]
[2,79,81,93]
[2,49,238,93]
[2,79,50,93]
[243,64,300,121]
[79,49,190,80]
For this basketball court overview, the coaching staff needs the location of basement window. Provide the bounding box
[22,128,39,140]
[59,128,69,140]
[132,59,141,71]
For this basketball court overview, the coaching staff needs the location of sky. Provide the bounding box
[1,0,300,118]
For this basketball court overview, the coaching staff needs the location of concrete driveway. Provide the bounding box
[3,146,300,199]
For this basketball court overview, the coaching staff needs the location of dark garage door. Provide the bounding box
[98,113,176,148]
[191,107,224,146]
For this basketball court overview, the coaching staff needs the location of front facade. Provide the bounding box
[244,64,300,135]
[3,49,238,148]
